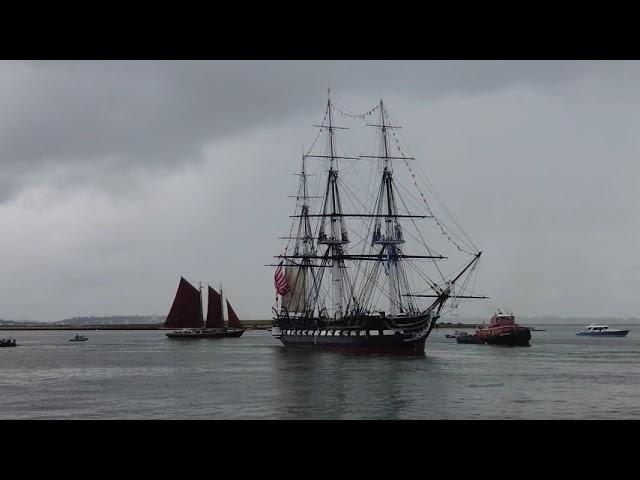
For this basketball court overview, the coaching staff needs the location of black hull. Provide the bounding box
[273,313,434,354]
[279,333,426,354]
[165,329,245,339]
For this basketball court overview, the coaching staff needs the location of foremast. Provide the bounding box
[370,100,409,316]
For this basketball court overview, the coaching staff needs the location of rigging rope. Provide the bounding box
[384,110,480,252]
[334,101,478,256]
[384,123,476,256]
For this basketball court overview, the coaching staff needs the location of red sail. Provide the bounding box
[226,299,243,329]
[206,286,223,329]
[164,277,203,329]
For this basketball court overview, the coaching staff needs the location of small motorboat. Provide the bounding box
[446,331,468,339]
[576,325,629,337]
[69,334,88,342]
[0,338,17,347]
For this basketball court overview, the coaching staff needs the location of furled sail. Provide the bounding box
[164,277,203,329]
[206,286,223,329]
[281,265,308,313]
[226,299,243,329]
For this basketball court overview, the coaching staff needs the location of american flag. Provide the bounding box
[274,261,289,295]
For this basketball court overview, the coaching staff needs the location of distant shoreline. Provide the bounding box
[0,320,274,331]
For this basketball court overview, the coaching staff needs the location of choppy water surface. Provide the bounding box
[1,325,639,419]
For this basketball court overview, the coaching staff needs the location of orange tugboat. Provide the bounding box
[456,310,531,346]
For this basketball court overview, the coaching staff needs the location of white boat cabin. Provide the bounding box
[585,325,610,332]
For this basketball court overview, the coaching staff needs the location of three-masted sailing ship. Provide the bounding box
[164,277,245,338]
[271,93,486,353]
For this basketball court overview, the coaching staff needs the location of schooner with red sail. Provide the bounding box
[164,277,245,338]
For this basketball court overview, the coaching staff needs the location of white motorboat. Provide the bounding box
[575,325,629,337]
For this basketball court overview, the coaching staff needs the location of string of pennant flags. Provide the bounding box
[334,103,380,120]
[305,103,379,155]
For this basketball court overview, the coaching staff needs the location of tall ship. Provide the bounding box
[270,93,486,353]
[164,277,245,339]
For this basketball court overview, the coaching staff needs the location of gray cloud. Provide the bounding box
[0,60,639,321]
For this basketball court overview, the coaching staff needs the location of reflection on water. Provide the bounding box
[1,326,639,419]
[270,347,442,419]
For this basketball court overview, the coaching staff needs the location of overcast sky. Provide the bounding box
[0,60,638,321]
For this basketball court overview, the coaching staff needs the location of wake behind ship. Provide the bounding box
[270,93,486,354]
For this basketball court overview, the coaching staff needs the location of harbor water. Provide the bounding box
[1,325,639,419]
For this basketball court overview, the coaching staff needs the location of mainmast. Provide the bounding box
[220,283,225,331]
[317,94,350,319]
[199,281,205,331]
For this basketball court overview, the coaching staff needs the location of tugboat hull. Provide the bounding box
[456,329,531,346]
[484,328,531,346]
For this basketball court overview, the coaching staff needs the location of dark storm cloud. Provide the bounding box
[1,60,631,202]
